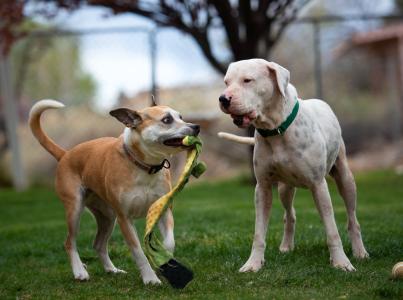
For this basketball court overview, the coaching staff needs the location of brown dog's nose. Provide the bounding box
[190,124,200,135]
[219,95,231,109]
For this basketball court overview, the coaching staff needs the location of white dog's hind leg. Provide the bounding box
[239,183,273,273]
[311,179,355,271]
[158,208,175,253]
[330,146,369,259]
[278,183,296,253]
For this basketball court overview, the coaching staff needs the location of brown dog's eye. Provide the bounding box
[162,115,173,124]
[243,78,253,83]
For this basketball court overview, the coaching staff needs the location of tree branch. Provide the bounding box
[258,0,271,12]
[207,0,241,59]
[1,0,312,75]
[191,30,227,74]
[270,0,311,46]
[87,0,192,33]
[87,0,226,73]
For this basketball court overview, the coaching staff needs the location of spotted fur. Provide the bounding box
[218,59,369,273]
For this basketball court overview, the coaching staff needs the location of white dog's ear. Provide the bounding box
[110,108,142,128]
[266,62,290,98]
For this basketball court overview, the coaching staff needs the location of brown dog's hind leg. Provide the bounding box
[87,201,126,274]
[330,143,369,259]
[56,172,89,281]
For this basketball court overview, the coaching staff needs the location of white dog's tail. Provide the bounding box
[29,99,66,161]
[217,132,255,145]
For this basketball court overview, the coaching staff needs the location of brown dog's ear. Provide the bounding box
[266,61,290,98]
[109,108,142,128]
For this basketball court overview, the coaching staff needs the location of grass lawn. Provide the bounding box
[0,170,402,299]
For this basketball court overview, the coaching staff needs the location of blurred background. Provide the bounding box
[1,0,403,189]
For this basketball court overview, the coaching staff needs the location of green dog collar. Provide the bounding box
[257,97,299,137]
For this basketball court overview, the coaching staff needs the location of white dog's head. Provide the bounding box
[219,59,290,128]
[110,105,200,160]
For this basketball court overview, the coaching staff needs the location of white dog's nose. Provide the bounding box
[219,95,231,109]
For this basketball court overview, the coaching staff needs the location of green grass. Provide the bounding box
[0,171,402,299]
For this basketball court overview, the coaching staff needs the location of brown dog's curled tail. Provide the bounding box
[217,132,255,145]
[29,99,66,161]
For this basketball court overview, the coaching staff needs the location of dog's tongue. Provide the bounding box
[242,115,252,126]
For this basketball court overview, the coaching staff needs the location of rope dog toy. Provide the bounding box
[144,135,206,289]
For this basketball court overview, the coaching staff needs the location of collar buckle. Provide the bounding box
[148,159,171,174]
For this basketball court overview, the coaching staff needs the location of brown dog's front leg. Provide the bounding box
[117,216,161,285]
[158,208,175,253]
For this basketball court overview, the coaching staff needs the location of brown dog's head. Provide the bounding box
[219,59,290,128]
[110,105,200,158]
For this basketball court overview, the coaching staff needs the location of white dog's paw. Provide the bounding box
[239,256,265,273]
[331,254,356,272]
[279,242,294,253]
[353,248,369,260]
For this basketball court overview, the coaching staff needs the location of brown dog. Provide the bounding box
[29,99,200,285]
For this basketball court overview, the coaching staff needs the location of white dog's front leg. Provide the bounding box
[240,183,273,273]
[311,179,355,272]
[158,208,175,253]
[117,217,161,285]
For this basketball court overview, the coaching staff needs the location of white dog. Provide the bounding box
[218,59,368,272]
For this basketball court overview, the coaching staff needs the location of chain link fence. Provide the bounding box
[1,15,403,187]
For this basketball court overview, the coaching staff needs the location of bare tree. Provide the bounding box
[1,0,311,73]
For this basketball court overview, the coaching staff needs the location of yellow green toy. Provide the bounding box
[144,135,206,289]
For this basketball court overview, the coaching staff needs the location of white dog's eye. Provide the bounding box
[243,78,253,83]
[162,115,173,124]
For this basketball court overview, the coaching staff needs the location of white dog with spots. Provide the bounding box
[218,59,368,272]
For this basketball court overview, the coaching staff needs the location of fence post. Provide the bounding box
[386,53,401,140]
[0,54,27,190]
[313,20,323,99]
[396,37,403,159]
[149,29,158,105]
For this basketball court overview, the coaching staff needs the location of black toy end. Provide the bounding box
[159,259,193,289]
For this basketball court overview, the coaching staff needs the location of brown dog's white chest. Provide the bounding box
[119,171,169,218]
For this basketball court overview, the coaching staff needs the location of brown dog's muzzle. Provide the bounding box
[188,124,200,136]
